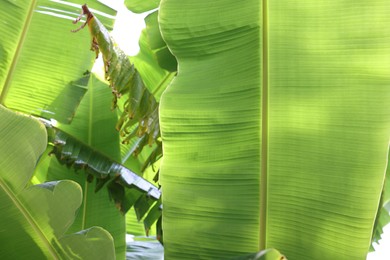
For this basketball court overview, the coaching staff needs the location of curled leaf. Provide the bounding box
[72,4,160,162]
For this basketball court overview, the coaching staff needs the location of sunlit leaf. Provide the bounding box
[0,105,114,259]
[38,74,127,259]
[371,160,390,249]
[158,1,390,259]
[0,0,116,123]
[124,0,160,14]
[72,4,164,169]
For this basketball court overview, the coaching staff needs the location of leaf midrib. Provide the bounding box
[0,179,58,259]
[81,74,95,230]
[0,0,37,104]
[259,0,269,250]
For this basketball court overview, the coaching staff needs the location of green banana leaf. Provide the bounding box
[371,153,390,249]
[44,125,162,249]
[0,105,115,259]
[143,11,177,72]
[231,248,286,260]
[131,17,176,102]
[1,2,163,258]
[40,74,127,259]
[0,0,115,123]
[158,1,390,259]
[72,5,170,172]
[45,123,161,212]
[124,0,160,14]
[119,10,176,176]
[37,74,159,258]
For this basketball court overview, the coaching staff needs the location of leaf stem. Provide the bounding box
[0,180,59,259]
[81,75,95,230]
[260,0,269,250]
[151,71,176,99]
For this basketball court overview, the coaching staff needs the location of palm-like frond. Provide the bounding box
[41,119,162,233]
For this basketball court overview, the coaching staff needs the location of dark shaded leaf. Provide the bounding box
[156,216,163,244]
[134,194,157,221]
[42,121,161,221]
[0,1,116,123]
[144,11,177,72]
[143,200,162,236]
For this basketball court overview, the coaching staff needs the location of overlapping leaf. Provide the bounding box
[37,73,128,259]
[72,5,160,159]
[0,105,115,259]
[131,12,176,102]
[72,5,176,174]
[43,120,162,233]
[0,0,116,123]
[143,11,177,72]
[371,158,390,249]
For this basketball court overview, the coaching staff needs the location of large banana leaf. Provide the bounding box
[0,2,131,257]
[131,13,176,101]
[142,11,177,73]
[38,75,161,256]
[158,1,390,259]
[1,2,162,258]
[40,74,127,259]
[0,0,115,123]
[0,105,115,259]
[72,5,173,172]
